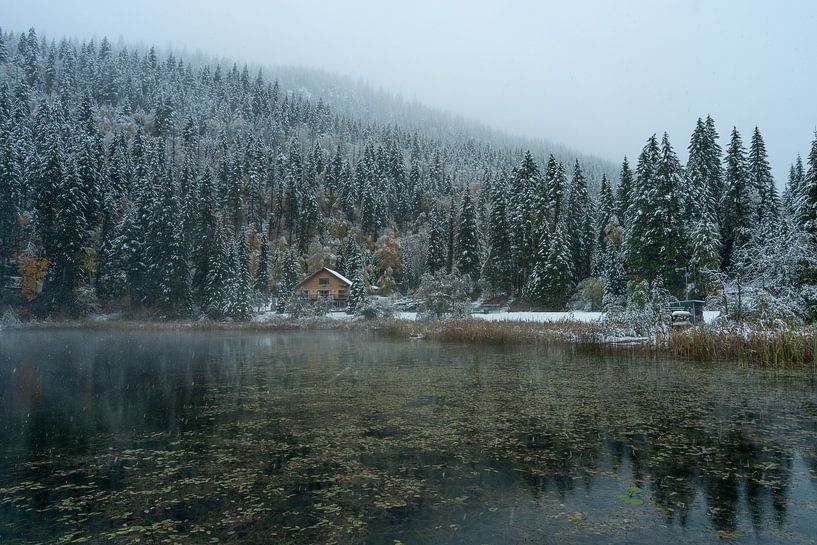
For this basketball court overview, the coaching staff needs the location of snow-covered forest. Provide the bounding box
[1,27,816,324]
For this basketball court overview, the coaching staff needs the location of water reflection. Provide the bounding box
[1,330,816,544]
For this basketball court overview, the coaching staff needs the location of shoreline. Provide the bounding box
[4,314,816,368]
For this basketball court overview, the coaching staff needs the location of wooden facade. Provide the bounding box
[295,268,353,307]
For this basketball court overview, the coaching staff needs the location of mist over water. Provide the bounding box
[2,330,817,544]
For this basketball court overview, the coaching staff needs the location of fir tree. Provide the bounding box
[484,176,513,293]
[204,222,232,318]
[748,126,779,232]
[426,205,447,273]
[347,266,367,313]
[455,187,480,281]
[524,218,574,308]
[565,160,593,280]
[799,133,817,243]
[616,156,633,226]
[255,233,270,295]
[721,127,754,269]
[277,249,301,313]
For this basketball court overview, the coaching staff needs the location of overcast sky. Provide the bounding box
[2,0,815,183]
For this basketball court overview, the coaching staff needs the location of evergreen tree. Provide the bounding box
[721,127,754,269]
[226,232,252,319]
[616,156,633,226]
[255,233,270,294]
[46,159,88,311]
[748,126,779,232]
[147,170,191,316]
[455,187,480,281]
[204,222,232,318]
[799,133,817,243]
[426,205,447,273]
[446,197,456,273]
[626,135,661,281]
[597,174,615,250]
[565,160,593,280]
[524,218,574,308]
[277,249,300,312]
[347,266,367,313]
[484,176,513,293]
[510,151,541,291]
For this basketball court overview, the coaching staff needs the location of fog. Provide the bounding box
[2,0,815,182]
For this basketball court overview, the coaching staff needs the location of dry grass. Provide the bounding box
[13,315,817,368]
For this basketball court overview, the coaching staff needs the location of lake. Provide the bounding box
[1,329,816,544]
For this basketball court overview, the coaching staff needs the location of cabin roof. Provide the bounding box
[296,267,353,288]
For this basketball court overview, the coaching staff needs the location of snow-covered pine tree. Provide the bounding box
[625,135,661,282]
[799,132,817,243]
[687,218,721,297]
[226,231,252,319]
[720,127,754,270]
[347,266,367,313]
[204,221,232,318]
[426,205,447,273]
[748,126,780,233]
[784,157,805,217]
[597,174,615,251]
[255,232,270,295]
[510,151,541,292]
[147,169,191,316]
[455,187,480,282]
[525,218,574,309]
[46,157,88,311]
[484,175,513,294]
[565,160,593,280]
[616,156,633,227]
[653,133,689,294]
[276,249,301,313]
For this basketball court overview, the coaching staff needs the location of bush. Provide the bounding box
[415,271,472,320]
[568,277,604,311]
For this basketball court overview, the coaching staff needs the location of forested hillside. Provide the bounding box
[1,27,816,323]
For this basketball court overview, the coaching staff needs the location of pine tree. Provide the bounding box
[687,218,721,296]
[653,133,689,293]
[748,126,779,232]
[455,187,480,281]
[446,197,456,273]
[565,160,593,280]
[597,174,615,250]
[510,151,541,291]
[277,249,300,313]
[255,233,270,294]
[616,157,633,226]
[484,176,513,293]
[347,266,367,313]
[799,133,817,243]
[721,127,754,269]
[626,135,661,282]
[226,231,252,319]
[147,170,190,316]
[602,246,627,309]
[46,159,88,311]
[426,205,447,273]
[204,222,232,318]
[524,218,574,308]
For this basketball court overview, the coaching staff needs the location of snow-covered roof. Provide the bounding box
[297,267,353,287]
[324,268,353,286]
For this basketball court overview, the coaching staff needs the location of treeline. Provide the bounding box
[0,27,606,318]
[475,118,817,323]
[1,27,815,324]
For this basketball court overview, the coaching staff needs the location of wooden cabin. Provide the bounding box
[295,267,353,308]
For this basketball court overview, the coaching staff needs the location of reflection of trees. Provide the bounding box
[0,332,812,543]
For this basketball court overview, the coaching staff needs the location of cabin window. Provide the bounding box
[319,277,329,286]
[318,290,330,297]
[338,290,349,297]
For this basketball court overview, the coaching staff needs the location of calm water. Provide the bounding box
[1,330,817,544]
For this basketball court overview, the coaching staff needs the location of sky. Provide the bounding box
[1,0,815,183]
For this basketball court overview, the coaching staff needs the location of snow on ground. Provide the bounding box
[475,311,603,323]
[703,311,721,324]
[253,309,722,324]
